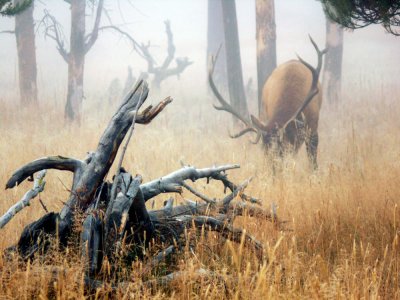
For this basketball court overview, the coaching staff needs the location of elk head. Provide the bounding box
[208,36,327,161]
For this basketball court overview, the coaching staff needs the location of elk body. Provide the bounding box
[209,37,327,169]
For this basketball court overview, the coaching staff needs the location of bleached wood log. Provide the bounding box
[140,164,240,201]
[5,80,172,256]
[0,170,47,229]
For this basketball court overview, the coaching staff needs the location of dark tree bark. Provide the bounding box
[42,0,104,122]
[14,0,37,104]
[221,0,249,122]
[207,0,227,92]
[323,19,344,105]
[64,0,86,122]
[5,80,172,255]
[255,0,276,118]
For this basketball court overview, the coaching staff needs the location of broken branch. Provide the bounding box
[0,170,47,229]
[140,164,240,201]
[5,156,83,189]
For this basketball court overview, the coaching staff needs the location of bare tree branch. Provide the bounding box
[94,25,147,60]
[160,20,175,70]
[97,20,192,88]
[39,10,70,63]
[5,156,84,189]
[0,170,47,229]
[84,0,104,54]
[0,30,15,34]
[135,96,173,124]
[182,182,216,204]
[140,164,240,201]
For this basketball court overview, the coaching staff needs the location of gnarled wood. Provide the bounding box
[57,80,152,241]
[5,156,83,189]
[17,212,59,259]
[81,212,103,275]
[140,164,240,201]
[5,80,172,253]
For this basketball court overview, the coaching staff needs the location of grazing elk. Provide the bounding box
[209,36,327,170]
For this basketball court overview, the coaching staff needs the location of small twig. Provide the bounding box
[38,195,49,213]
[212,173,262,205]
[182,182,216,204]
[220,177,252,209]
[57,176,71,192]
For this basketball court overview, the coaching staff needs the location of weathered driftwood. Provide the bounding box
[140,164,240,201]
[17,212,59,259]
[104,172,154,260]
[0,170,47,229]
[4,80,172,256]
[81,212,103,276]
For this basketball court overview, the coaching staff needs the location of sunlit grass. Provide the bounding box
[0,80,399,298]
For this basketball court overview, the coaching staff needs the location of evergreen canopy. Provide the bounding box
[319,0,400,35]
[0,0,32,16]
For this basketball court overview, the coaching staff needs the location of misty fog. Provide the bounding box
[1,0,399,107]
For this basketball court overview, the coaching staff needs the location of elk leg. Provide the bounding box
[306,132,318,169]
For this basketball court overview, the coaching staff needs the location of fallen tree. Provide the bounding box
[2,80,279,292]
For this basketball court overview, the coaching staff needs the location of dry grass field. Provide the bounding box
[0,77,399,299]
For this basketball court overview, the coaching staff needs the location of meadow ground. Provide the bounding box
[0,78,399,299]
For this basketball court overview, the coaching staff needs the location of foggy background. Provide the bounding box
[0,0,399,106]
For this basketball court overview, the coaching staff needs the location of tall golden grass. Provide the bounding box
[0,78,399,299]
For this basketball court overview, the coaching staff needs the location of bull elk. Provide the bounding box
[209,36,327,170]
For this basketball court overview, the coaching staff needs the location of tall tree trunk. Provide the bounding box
[65,0,86,122]
[221,0,249,122]
[207,0,227,92]
[255,0,276,119]
[323,19,344,105]
[14,0,37,104]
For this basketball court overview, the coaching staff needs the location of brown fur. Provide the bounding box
[262,60,322,167]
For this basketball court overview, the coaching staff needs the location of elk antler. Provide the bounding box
[283,36,327,130]
[208,46,266,144]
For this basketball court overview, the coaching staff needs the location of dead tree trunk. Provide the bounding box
[5,80,172,257]
[207,0,227,92]
[255,0,276,118]
[41,0,104,123]
[323,19,344,105]
[64,0,86,122]
[14,0,37,104]
[221,0,249,123]
[140,21,192,91]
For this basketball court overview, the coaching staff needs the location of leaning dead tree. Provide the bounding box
[97,20,193,90]
[3,80,277,290]
[142,20,193,89]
